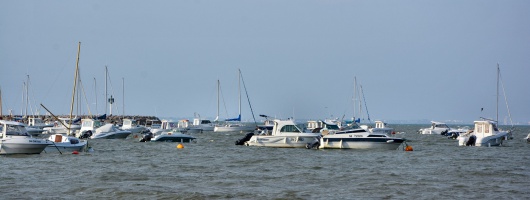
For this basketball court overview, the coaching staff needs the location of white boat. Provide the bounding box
[418,121,451,135]
[363,121,394,135]
[457,64,514,147]
[121,118,147,134]
[524,134,530,143]
[214,70,255,132]
[457,119,508,146]
[45,134,87,153]
[0,120,52,155]
[150,120,178,135]
[90,124,132,139]
[317,123,405,150]
[43,117,81,135]
[140,130,195,142]
[28,117,53,129]
[189,114,215,132]
[240,119,321,148]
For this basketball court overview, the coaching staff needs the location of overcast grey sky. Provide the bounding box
[1,0,529,124]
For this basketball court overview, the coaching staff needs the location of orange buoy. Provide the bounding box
[176,144,184,149]
[405,145,413,151]
[72,150,79,154]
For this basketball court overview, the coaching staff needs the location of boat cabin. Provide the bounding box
[81,119,102,132]
[160,120,177,130]
[1,120,31,137]
[122,119,138,129]
[193,119,212,126]
[473,120,499,137]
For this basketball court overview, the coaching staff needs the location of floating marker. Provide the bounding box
[72,150,79,154]
[177,144,184,149]
[405,145,413,151]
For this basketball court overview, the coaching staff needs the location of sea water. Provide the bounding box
[1,124,528,199]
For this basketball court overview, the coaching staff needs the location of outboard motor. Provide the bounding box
[140,132,154,142]
[466,135,477,146]
[79,130,92,139]
[305,136,321,149]
[448,132,459,140]
[235,132,254,145]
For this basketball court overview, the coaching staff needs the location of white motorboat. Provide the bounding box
[457,119,509,147]
[27,117,53,129]
[90,124,132,139]
[0,120,52,155]
[190,116,215,132]
[418,121,451,135]
[140,130,195,142]
[238,119,321,148]
[316,123,405,150]
[150,120,178,135]
[524,134,530,143]
[214,122,255,132]
[361,121,394,135]
[43,117,81,135]
[457,65,514,147]
[121,118,147,134]
[45,134,87,153]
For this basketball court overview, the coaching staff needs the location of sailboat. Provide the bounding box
[457,64,513,147]
[214,69,256,132]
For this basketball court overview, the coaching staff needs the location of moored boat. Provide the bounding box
[240,119,321,148]
[45,134,87,153]
[0,120,51,155]
[317,123,405,150]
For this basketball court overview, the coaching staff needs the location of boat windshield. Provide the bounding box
[3,125,30,136]
[280,125,301,133]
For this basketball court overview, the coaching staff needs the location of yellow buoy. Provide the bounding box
[176,143,184,149]
[405,145,413,151]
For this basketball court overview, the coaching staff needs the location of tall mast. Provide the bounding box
[238,69,241,120]
[69,42,81,134]
[496,63,499,122]
[215,80,220,121]
[353,76,357,121]
[94,77,98,116]
[105,66,108,115]
[0,86,3,118]
[25,75,29,117]
[122,77,125,117]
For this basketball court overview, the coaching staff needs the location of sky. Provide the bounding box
[1,0,529,124]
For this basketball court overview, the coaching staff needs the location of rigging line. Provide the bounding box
[498,70,513,127]
[78,79,93,117]
[42,50,73,103]
[360,85,371,123]
[239,69,257,126]
[219,81,229,120]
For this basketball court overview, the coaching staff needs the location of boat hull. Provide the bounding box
[0,139,50,154]
[91,131,132,139]
[319,137,405,150]
[458,133,507,147]
[214,125,255,132]
[152,135,195,142]
[246,135,318,148]
[45,142,87,153]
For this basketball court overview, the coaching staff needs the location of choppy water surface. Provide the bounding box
[1,125,529,199]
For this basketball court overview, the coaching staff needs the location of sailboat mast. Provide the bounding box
[216,79,220,122]
[94,77,98,116]
[496,63,499,123]
[25,75,29,117]
[69,42,81,134]
[122,77,125,117]
[105,66,108,115]
[238,70,241,120]
[353,77,357,121]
